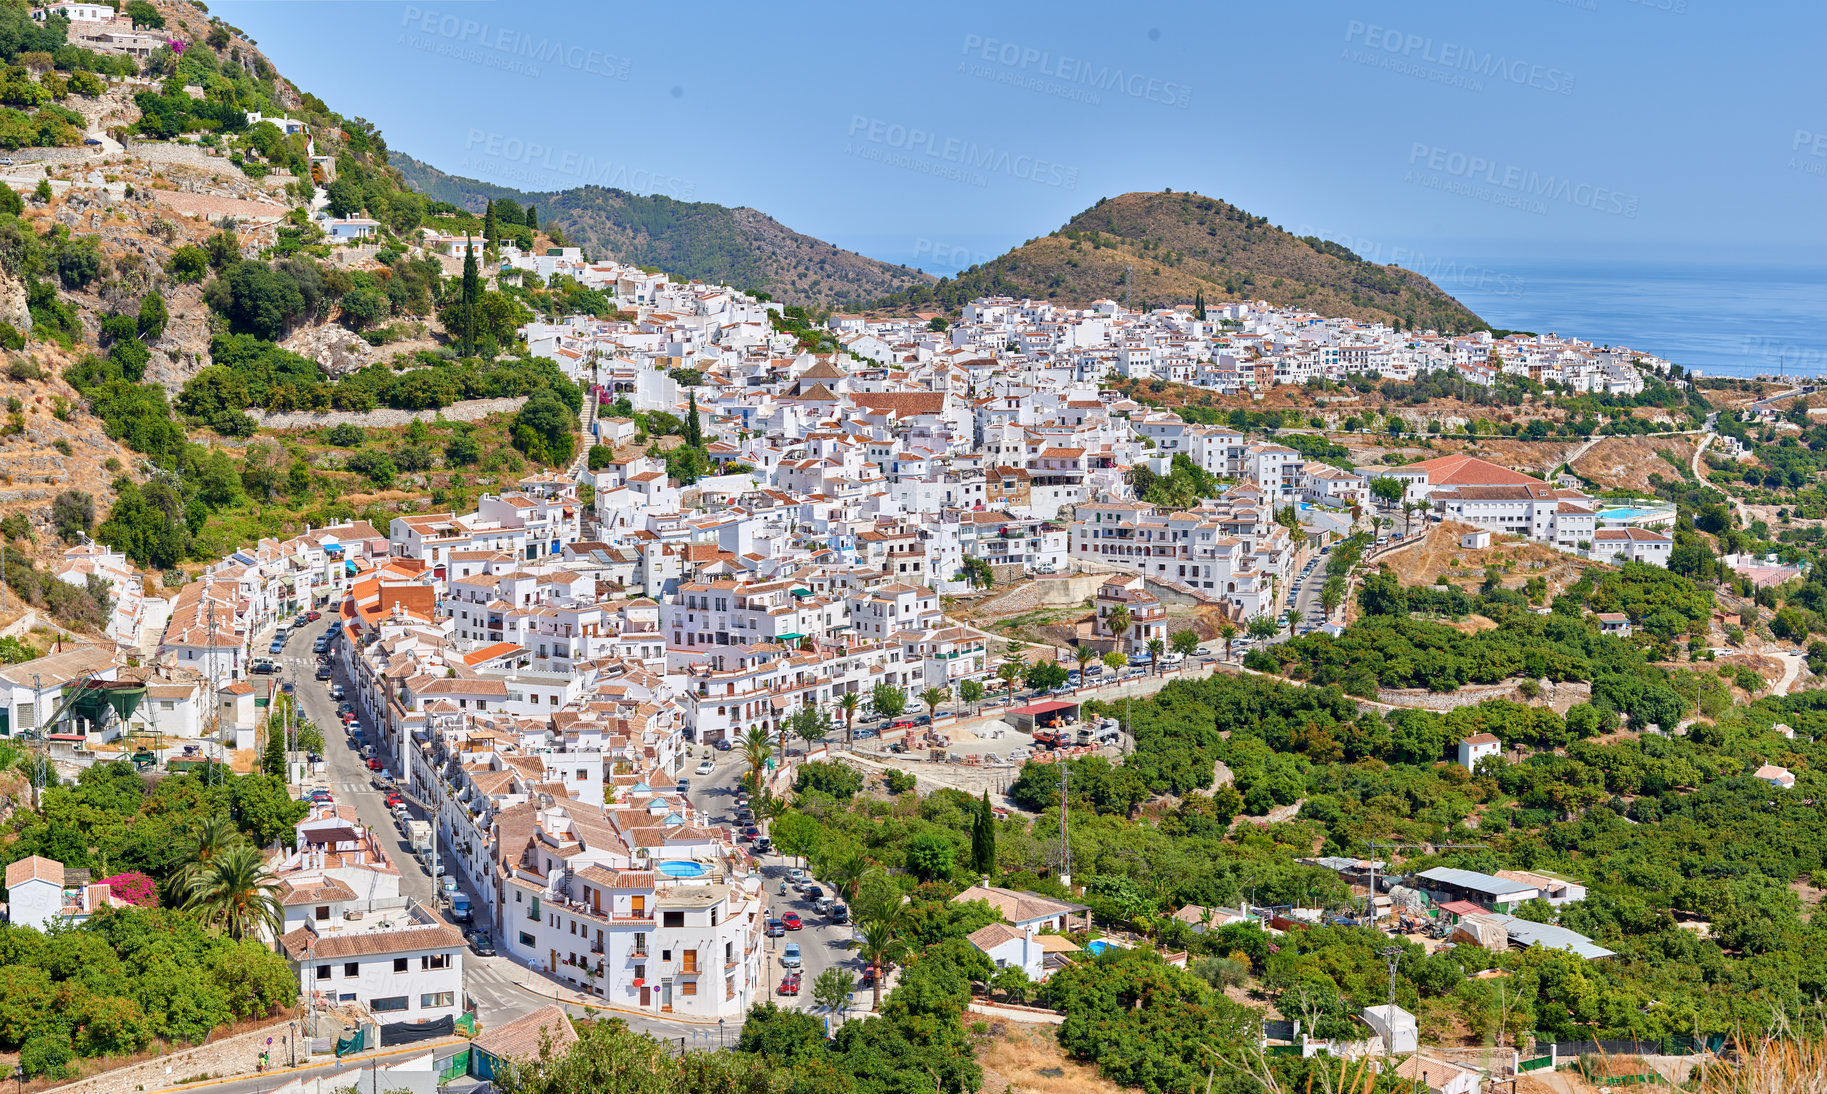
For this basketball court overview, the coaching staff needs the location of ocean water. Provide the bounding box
[1432,259,1827,380]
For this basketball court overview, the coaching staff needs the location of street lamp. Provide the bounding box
[718,1017,725,1048]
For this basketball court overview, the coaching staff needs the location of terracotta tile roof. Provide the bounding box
[472,1004,578,1061]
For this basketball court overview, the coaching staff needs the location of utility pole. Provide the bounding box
[1377,945,1403,1058]
[1058,763,1070,890]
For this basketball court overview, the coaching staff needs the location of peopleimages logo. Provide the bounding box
[1292,226,1527,298]
[844,117,1078,191]
[1406,144,1638,218]
[464,130,695,200]
[399,7,631,80]
[1788,129,1827,178]
[1343,22,1575,95]
[958,34,1192,109]
[912,238,997,272]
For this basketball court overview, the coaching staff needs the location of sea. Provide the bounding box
[1438,258,1827,381]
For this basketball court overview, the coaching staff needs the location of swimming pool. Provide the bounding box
[657,860,708,878]
[1085,940,1112,955]
[1599,507,1665,521]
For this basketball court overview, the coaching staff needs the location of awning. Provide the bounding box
[1010,700,1078,716]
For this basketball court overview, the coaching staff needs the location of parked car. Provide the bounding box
[829,903,849,924]
[471,932,495,956]
[854,727,879,740]
[329,685,345,700]
[268,640,285,654]
[714,738,732,751]
[782,913,803,931]
[695,759,714,775]
[804,885,825,901]
[764,918,785,937]
[315,666,333,681]
[305,610,321,621]
[913,714,932,726]
[777,974,800,996]
[442,876,458,894]
[252,660,278,675]
[752,837,773,855]
[780,943,802,969]
[308,789,332,803]
[741,826,760,841]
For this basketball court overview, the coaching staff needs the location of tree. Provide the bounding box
[1246,614,1280,641]
[512,389,576,467]
[837,691,861,746]
[869,681,905,721]
[1102,651,1127,674]
[970,791,995,874]
[1370,476,1405,509]
[456,234,480,355]
[920,686,949,723]
[958,679,985,714]
[812,965,856,1019]
[1220,622,1238,660]
[1073,644,1097,689]
[905,830,957,881]
[960,556,994,590]
[1105,604,1132,641]
[182,844,281,940]
[996,660,1024,700]
[137,291,168,341]
[992,965,1033,1004]
[262,730,284,777]
[1025,660,1067,692]
[32,178,49,203]
[856,901,907,1012]
[1170,629,1200,659]
[482,199,498,245]
[1284,607,1301,636]
[51,490,93,542]
[769,811,822,861]
[1146,637,1166,672]
[740,725,773,793]
[786,704,830,750]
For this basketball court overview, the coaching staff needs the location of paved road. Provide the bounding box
[274,623,436,909]
[1292,551,1332,631]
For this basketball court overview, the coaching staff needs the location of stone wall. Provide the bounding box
[252,396,529,431]
[121,140,236,171]
[970,573,1103,615]
[1376,678,1591,713]
[48,1019,300,1094]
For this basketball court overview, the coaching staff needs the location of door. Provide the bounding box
[549,949,556,973]
[640,985,651,1006]
[660,978,673,1012]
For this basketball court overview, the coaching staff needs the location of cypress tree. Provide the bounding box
[1194,289,1206,321]
[972,790,996,874]
[526,205,538,230]
[482,199,498,244]
[460,233,480,356]
[683,390,702,448]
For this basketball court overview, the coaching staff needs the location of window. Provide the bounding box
[315,906,331,921]
[634,963,646,979]
[393,957,408,973]
[681,980,697,996]
[317,964,332,981]
[681,949,698,974]
[662,911,684,929]
[422,954,450,970]
[370,996,409,1013]
[344,962,360,978]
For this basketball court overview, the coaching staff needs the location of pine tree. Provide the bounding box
[459,234,480,356]
[971,790,996,874]
[683,390,702,448]
[482,199,498,244]
[525,205,537,230]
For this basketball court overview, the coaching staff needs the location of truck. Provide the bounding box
[407,820,432,856]
[1031,728,1065,749]
[451,893,472,922]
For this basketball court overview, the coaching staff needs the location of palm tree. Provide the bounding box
[1073,644,1097,690]
[173,814,246,894]
[1284,607,1300,637]
[1220,622,1238,661]
[837,692,861,747]
[1105,604,1132,642]
[1146,637,1166,674]
[740,725,773,793]
[996,661,1023,703]
[856,897,907,1012]
[183,844,281,941]
[1170,629,1200,661]
[920,686,949,726]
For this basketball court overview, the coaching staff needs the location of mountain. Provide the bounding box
[391,153,935,311]
[873,191,1487,332]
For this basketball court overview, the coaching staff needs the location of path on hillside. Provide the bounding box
[1690,432,1753,525]
[1772,650,1806,697]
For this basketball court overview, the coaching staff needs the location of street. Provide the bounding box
[1291,550,1332,633]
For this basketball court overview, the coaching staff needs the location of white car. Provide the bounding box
[695,759,715,776]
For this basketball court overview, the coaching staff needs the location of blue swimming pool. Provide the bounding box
[1599,507,1663,521]
[1085,940,1112,955]
[658,860,707,878]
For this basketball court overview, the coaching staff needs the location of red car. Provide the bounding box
[781,913,802,931]
[777,974,800,995]
[385,793,403,807]
[366,758,383,771]
[305,610,321,622]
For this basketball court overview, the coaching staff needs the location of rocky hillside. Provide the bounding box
[393,153,935,311]
[873,191,1487,333]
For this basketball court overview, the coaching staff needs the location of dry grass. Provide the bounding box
[1699,1036,1827,1093]
[975,1021,1132,1094]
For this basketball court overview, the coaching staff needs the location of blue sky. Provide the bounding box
[215,0,1826,276]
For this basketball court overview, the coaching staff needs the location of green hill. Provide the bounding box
[873,190,1486,332]
[392,153,934,311]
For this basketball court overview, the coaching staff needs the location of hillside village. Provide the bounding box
[0,5,1819,1094]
